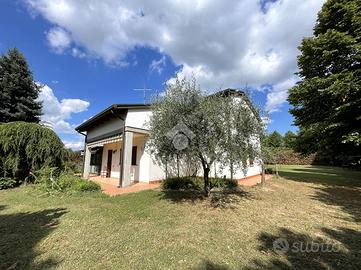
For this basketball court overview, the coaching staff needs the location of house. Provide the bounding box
[75,89,262,188]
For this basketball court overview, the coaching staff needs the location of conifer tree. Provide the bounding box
[0,48,42,123]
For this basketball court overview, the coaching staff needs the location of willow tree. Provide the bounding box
[0,122,66,181]
[147,77,262,196]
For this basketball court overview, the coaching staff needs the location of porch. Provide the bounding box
[83,126,151,188]
[89,176,160,196]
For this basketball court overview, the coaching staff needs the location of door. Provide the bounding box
[106,150,113,177]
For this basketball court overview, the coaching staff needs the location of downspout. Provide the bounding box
[76,130,87,178]
[111,108,126,188]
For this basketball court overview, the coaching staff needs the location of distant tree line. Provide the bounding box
[262,131,316,166]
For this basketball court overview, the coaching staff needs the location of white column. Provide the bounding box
[83,145,91,179]
[121,131,133,187]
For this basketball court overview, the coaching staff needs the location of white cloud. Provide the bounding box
[265,76,298,113]
[149,55,166,74]
[27,0,324,112]
[38,85,90,134]
[46,27,71,52]
[63,140,84,150]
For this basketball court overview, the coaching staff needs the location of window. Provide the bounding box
[131,146,137,165]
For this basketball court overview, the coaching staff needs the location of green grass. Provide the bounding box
[1,165,361,269]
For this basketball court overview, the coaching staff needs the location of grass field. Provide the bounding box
[1,165,360,269]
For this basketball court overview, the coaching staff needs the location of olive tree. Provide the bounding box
[147,77,262,196]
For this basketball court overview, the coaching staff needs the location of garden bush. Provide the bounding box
[0,177,17,190]
[162,176,238,190]
[162,177,201,190]
[210,177,238,189]
[36,169,100,193]
[0,122,66,182]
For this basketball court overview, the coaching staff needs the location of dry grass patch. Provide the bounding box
[0,165,360,269]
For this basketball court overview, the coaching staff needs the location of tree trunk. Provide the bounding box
[176,154,180,178]
[230,162,234,180]
[204,167,210,197]
[275,163,279,178]
[261,162,266,187]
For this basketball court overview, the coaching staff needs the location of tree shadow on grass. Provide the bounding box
[312,186,361,223]
[192,259,230,270]
[278,168,361,187]
[159,188,253,209]
[276,166,361,223]
[0,208,68,270]
[246,227,361,270]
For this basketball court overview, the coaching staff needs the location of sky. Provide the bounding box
[0,0,325,150]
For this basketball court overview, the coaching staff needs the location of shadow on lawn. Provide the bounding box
[159,188,253,209]
[246,227,361,270]
[278,167,361,223]
[312,186,361,223]
[192,259,230,270]
[278,168,361,187]
[0,207,67,270]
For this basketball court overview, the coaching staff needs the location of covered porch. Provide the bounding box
[83,126,150,188]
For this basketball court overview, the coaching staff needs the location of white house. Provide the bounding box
[75,89,262,188]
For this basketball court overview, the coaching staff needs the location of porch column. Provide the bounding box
[83,145,91,179]
[120,131,133,187]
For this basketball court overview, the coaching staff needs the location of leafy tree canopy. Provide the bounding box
[147,77,262,196]
[283,131,297,149]
[264,131,283,148]
[0,122,65,181]
[288,0,361,160]
[0,48,42,123]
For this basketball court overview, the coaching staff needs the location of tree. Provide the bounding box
[288,0,361,161]
[264,131,283,148]
[147,77,262,196]
[283,131,297,149]
[0,122,65,181]
[0,48,42,123]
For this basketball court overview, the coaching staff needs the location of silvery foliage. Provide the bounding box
[147,76,262,187]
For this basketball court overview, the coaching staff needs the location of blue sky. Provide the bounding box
[0,0,324,149]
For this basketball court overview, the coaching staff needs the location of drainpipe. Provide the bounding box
[111,109,126,188]
[76,130,87,178]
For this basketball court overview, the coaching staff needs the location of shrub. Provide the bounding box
[224,179,238,189]
[162,177,201,190]
[162,176,238,190]
[210,177,238,189]
[0,122,66,181]
[0,177,17,190]
[57,174,100,192]
[36,169,100,193]
[265,167,274,174]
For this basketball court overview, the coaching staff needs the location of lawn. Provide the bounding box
[1,165,360,270]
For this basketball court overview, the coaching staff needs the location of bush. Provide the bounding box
[210,177,238,189]
[57,174,100,192]
[162,176,238,190]
[162,177,201,190]
[0,177,17,190]
[36,169,100,193]
[265,167,274,174]
[0,122,66,181]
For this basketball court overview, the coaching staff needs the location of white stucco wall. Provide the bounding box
[101,142,121,179]
[125,109,151,129]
